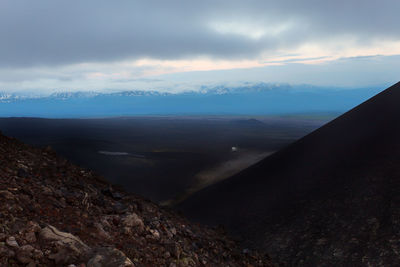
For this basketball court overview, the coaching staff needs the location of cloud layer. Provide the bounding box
[1,0,400,67]
[1,0,399,92]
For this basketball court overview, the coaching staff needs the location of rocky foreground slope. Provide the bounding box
[0,132,272,266]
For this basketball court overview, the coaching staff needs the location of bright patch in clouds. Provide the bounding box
[133,58,271,72]
[210,21,292,40]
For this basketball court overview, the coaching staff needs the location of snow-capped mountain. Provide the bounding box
[48,91,101,100]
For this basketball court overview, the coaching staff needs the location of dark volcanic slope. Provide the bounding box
[0,133,272,266]
[178,82,400,265]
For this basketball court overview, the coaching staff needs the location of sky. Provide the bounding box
[1,0,400,94]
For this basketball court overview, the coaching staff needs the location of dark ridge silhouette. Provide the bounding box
[178,81,400,265]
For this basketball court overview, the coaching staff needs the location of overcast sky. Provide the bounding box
[1,0,399,94]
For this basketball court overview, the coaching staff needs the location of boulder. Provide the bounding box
[6,236,19,248]
[40,225,90,265]
[16,244,34,264]
[87,247,134,267]
[121,213,144,233]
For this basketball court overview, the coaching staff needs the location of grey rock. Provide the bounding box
[40,225,90,254]
[24,231,37,243]
[16,244,34,264]
[149,229,160,239]
[0,233,6,242]
[94,223,111,240]
[121,213,144,232]
[32,248,44,260]
[40,225,90,265]
[6,236,19,248]
[87,247,134,267]
[0,245,15,258]
[26,221,41,233]
[113,202,129,214]
[101,188,123,200]
[0,190,14,200]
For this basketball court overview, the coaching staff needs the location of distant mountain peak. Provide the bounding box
[49,91,101,100]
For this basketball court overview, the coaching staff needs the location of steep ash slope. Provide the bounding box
[0,133,272,266]
[179,82,400,265]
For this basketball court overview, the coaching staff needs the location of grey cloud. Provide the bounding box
[112,78,164,83]
[263,56,329,64]
[155,54,400,88]
[0,0,399,67]
[336,55,384,61]
[1,55,399,93]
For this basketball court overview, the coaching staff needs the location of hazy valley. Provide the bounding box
[0,116,329,204]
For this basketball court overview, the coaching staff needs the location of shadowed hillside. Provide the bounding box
[178,82,400,265]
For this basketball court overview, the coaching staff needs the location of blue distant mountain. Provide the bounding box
[0,84,383,118]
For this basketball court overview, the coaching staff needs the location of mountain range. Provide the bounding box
[0,84,382,118]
